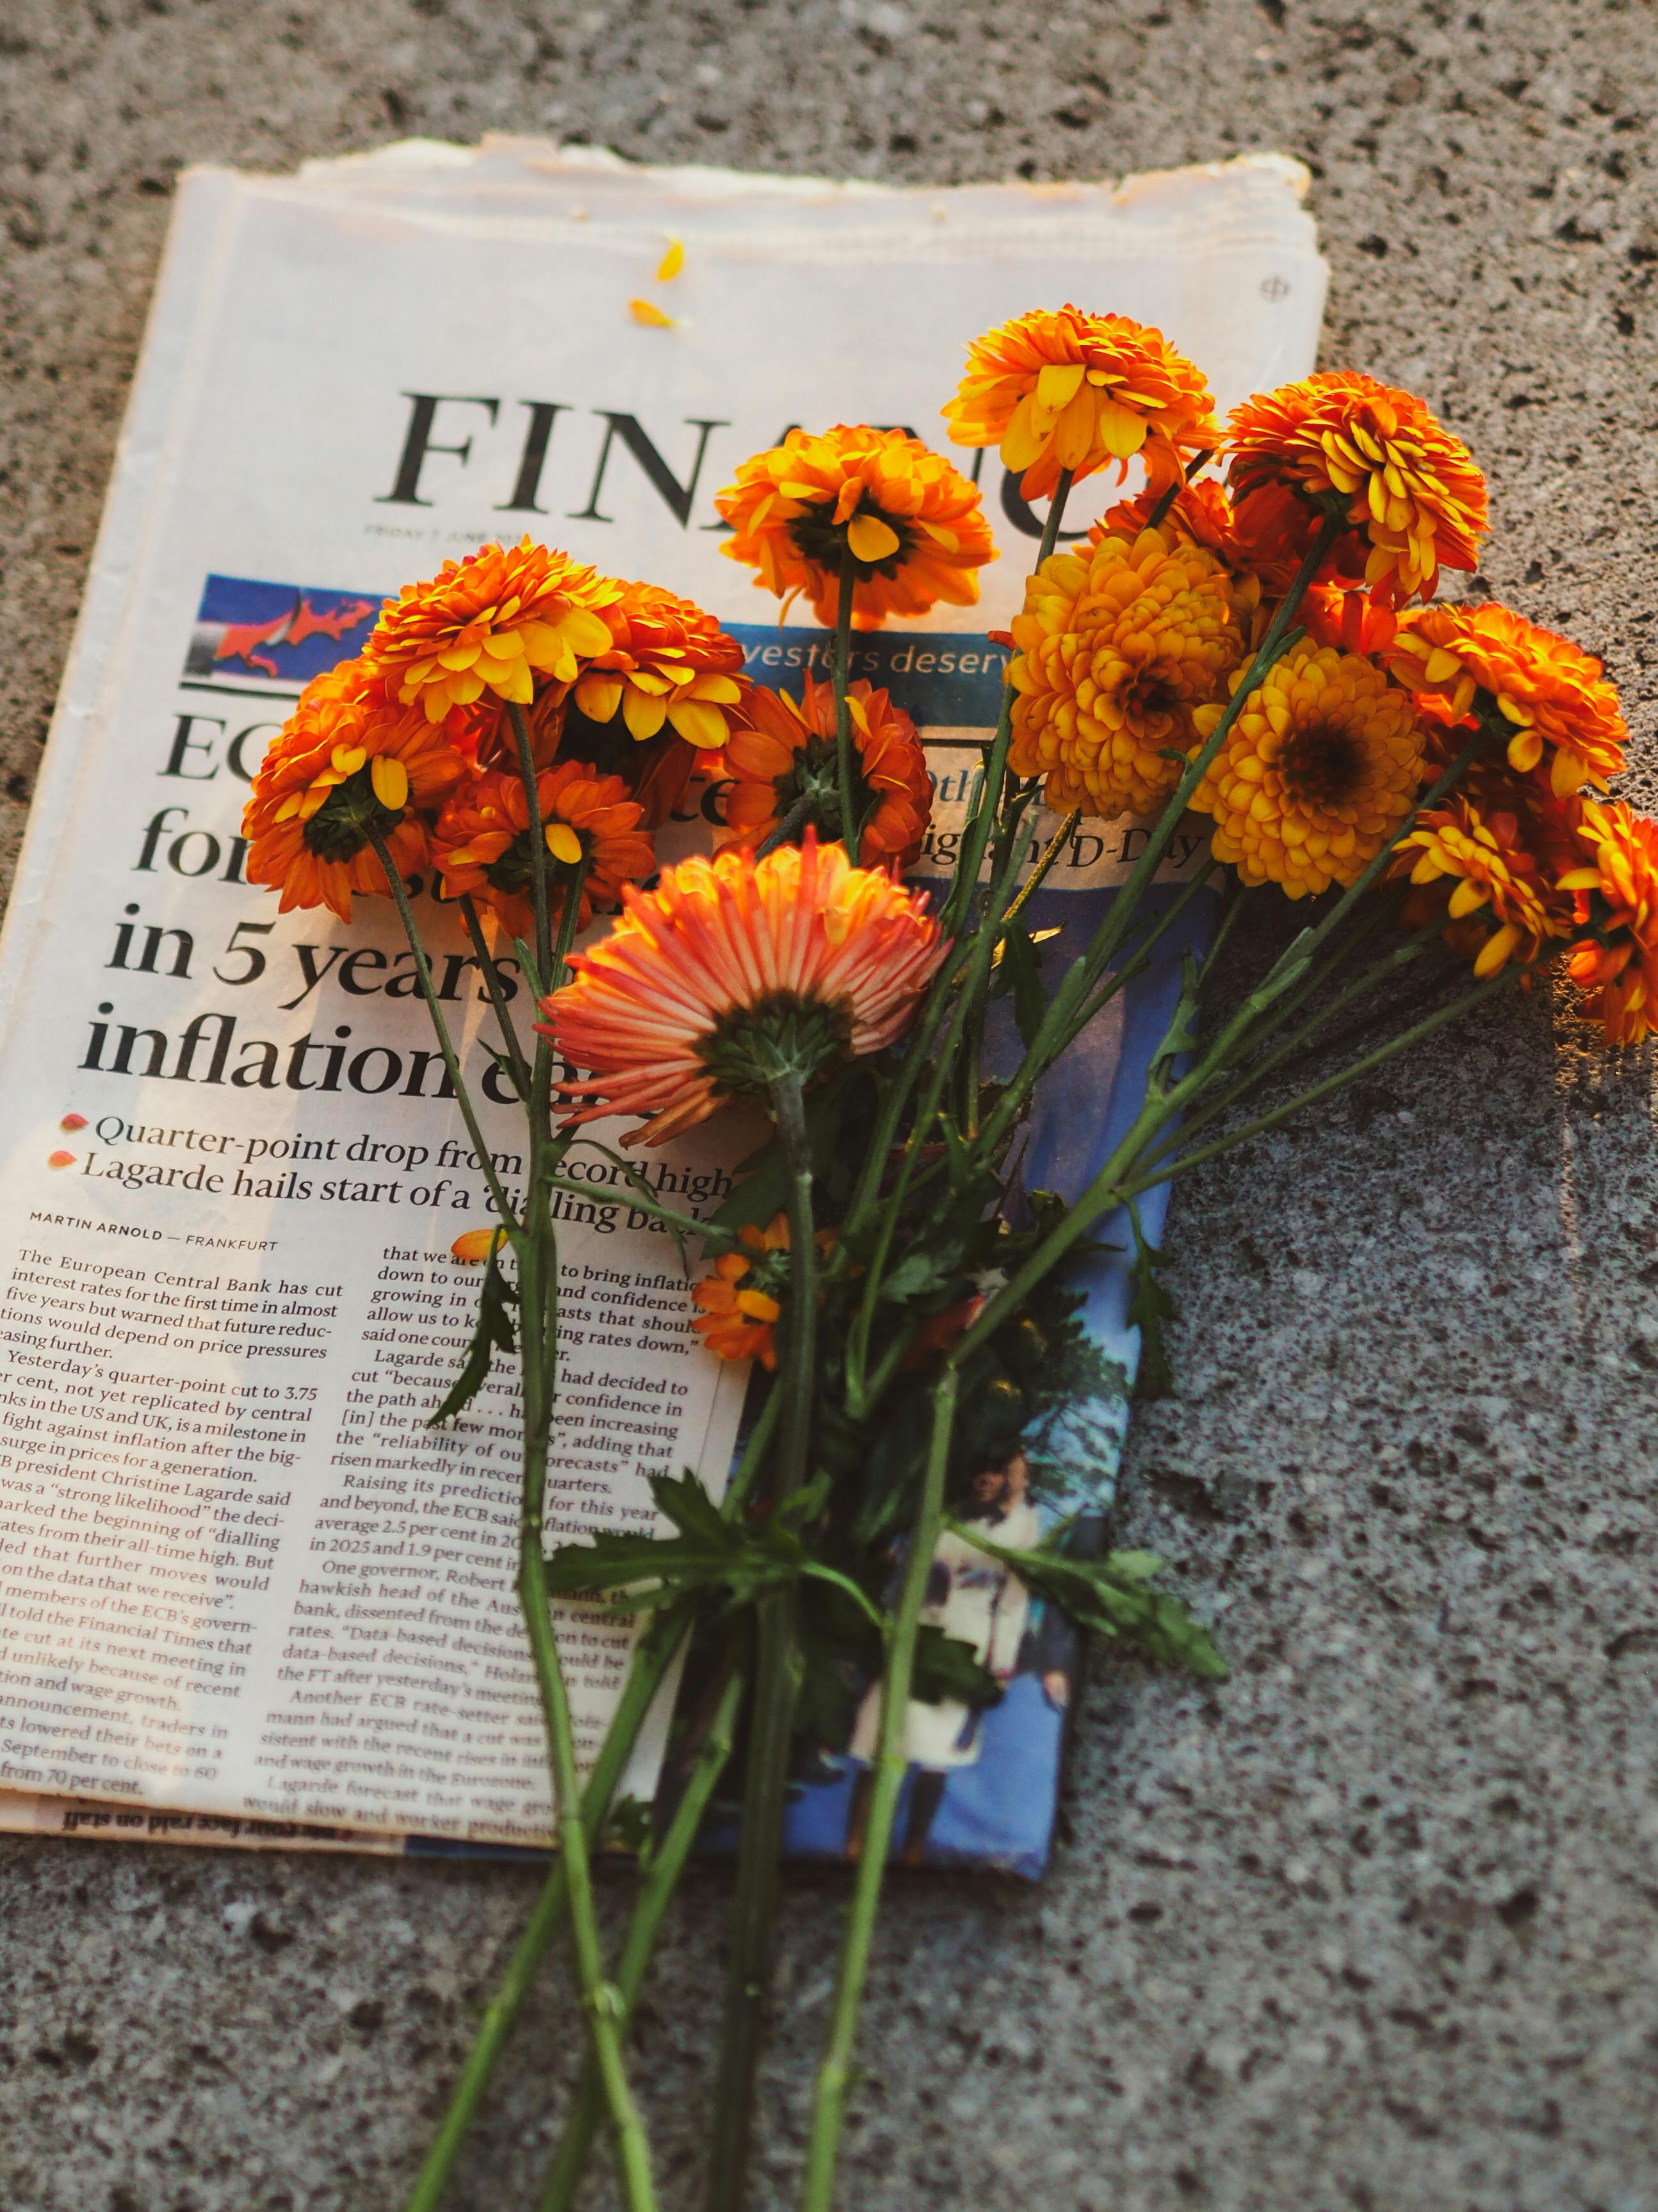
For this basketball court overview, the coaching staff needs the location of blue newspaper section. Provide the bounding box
[186,580,1212,1878]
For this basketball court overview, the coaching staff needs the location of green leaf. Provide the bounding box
[947,1519,1227,1682]
[429,1240,518,1426]
[913,1625,1003,1711]
[998,919,1050,1052]
[1126,1201,1176,1398]
[878,1246,954,1306]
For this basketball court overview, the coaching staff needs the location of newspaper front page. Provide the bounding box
[0,141,1324,1853]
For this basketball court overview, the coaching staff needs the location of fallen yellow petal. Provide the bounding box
[451,1228,508,1264]
[656,237,685,281]
[630,297,675,328]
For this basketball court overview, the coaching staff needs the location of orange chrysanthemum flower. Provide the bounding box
[1189,643,1426,899]
[431,761,655,941]
[571,581,749,752]
[543,832,947,1146]
[1386,603,1627,797]
[243,660,466,922]
[943,307,1220,503]
[692,1213,793,1369]
[715,426,994,630]
[366,539,622,722]
[1226,373,1488,605]
[722,675,931,870]
[1006,525,1249,820]
[1395,797,1566,977]
[1559,801,1658,1044]
[1095,478,1245,569]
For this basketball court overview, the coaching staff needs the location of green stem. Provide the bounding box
[402,1601,692,2212]
[833,549,859,866]
[539,1664,749,2212]
[366,826,518,1232]
[704,1068,819,2212]
[1121,965,1528,1200]
[517,1229,658,2212]
[508,701,555,991]
[1144,447,1213,533]
[940,469,1077,943]
[999,806,1082,933]
[459,892,532,1104]
[1135,920,1442,1172]
[404,1388,780,2212]
[798,1368,959,2212]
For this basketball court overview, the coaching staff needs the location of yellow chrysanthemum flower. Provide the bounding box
[366,538,622,722]
[715,425,994,631]
[943,307,1220,502]
[1005,525,1248,820]
[1190,643,1426,899]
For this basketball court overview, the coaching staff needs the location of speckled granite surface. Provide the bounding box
[3,4,1657,2208]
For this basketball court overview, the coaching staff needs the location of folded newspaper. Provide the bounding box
[0,140,1324,1871]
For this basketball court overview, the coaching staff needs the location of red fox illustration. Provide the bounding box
[213,594,374,678]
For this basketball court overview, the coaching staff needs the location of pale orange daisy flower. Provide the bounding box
[1225,373,1488,605]
[243,660,466,922]
[366,538,622,722]
[542,832,947,1145]
[943,307,1220,502]
[715,426,994,630]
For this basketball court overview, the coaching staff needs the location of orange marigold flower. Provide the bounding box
[542,832,947,1146]
[715,426,994,631]
[1006,524,1249,820]
[1395,797,1566,976]
[692,1214,793,1369]
[1189,643,1426,899]
[1386,602,1627,797]
[572,581,749,751]
[243,660,466,922]
[431,760,655,941]
[1226,373,1488,605]
[1559,801,1658,1043]
[722,674,931,870]
[943,307,1220,503]
[366,538,622,722]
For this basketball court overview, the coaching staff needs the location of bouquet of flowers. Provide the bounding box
[243,306,1648,2212]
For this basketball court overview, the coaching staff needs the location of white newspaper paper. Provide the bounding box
[0,141,1324,1851]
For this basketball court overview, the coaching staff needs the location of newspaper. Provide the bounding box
[0,140,1324,1856]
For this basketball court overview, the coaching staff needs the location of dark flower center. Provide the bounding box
[788,496,917,581]
[1125,666,1183,729]
[484,825,588,899]
[303,764,403,865]
[1280,719,1365,808]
